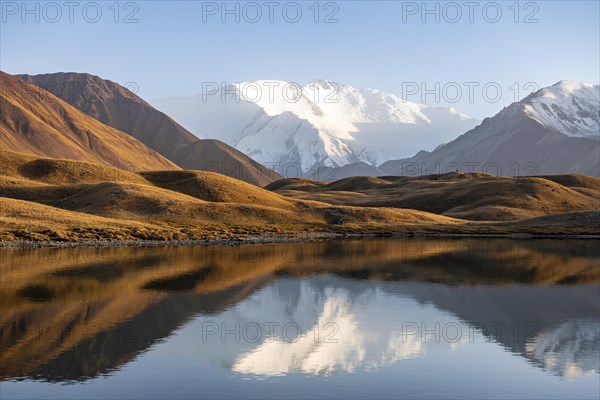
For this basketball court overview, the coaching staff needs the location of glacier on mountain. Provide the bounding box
[523,81,600,138]
[152,80,479,174]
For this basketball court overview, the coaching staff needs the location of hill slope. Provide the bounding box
[20,72,281,186]
[1,151,598,241]
[380,81,600,177]
[0,72,178,171]
[1,150,474,241]
[267,172,600,221]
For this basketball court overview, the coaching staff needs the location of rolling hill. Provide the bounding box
[19,72,281,186]
[266,172,600,221]
[1,150,598,242]
[0,72,178,171]
[1,150,474,242]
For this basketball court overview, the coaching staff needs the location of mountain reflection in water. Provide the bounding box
[1,238,598,385]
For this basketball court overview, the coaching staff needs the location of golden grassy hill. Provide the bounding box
[141,170,296,209]
[0,197,162,241]
[537,174,600,198]
[1,150,473,241]
[170,139,281,186]
[266,172,600,221]
[20,72,281,186]
[0,149,147,186]
[1,151,598,241]
[0,71,179,171]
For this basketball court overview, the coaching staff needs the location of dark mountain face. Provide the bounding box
[380,85,600,177]
[0,71,179,171]
[19,72,198,159]
[19,72,282,186]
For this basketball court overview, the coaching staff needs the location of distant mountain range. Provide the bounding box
[380,81,600,177]
[153,79,599,178]
[12,72,282,186]
[3,71,598,182]
[152,80,479,175]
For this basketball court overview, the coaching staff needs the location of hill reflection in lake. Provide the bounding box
[1,239,598,399]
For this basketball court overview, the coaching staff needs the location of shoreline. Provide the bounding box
[1,232,599,249]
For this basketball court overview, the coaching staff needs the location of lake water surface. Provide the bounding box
[1,239,599,399]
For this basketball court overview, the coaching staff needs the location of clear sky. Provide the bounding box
[1,0,599,118]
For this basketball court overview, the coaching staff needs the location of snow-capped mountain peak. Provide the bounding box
[152,80,480,174]
[523,80,600,137]
[380,80,600,178]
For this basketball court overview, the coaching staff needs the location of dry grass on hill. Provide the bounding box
[0,72,178,171]
[1,151,598,241]
[266,172,600,222]
[19,72,281,186]
[1,150,473,242]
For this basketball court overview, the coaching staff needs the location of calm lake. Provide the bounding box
[1,238,599,399]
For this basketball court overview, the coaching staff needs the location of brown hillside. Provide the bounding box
[20,72,281,186]
[0,72,178,171]
[0,197,157,239]
[0,149,146,186]
[1,150,469,241]
[264,177,328,191]
[1,151,598,241]
[141,170,296,209]
[171,139,280,186]
[537,175,600,198]
[268,172,600,221]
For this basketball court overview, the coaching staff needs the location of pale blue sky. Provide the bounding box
[1,0,599,118]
